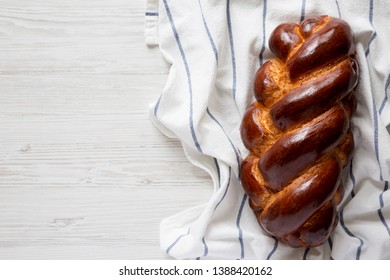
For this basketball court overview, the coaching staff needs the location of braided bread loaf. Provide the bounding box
[240,15,359,248]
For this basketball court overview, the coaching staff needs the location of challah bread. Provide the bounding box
[240,15,359,248]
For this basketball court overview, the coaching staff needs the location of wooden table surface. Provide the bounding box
[0,0,212,259]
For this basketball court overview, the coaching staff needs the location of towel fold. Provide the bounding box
[145,0,390,259]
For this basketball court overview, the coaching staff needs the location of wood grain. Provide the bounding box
[0,0,213,259]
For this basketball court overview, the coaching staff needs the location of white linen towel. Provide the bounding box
[145,0,390,259]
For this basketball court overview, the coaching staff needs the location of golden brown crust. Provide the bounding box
[240,15,359,248]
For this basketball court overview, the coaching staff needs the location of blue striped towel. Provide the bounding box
[145,0,390,259]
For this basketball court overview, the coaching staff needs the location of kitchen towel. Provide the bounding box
[145,0,390,259]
